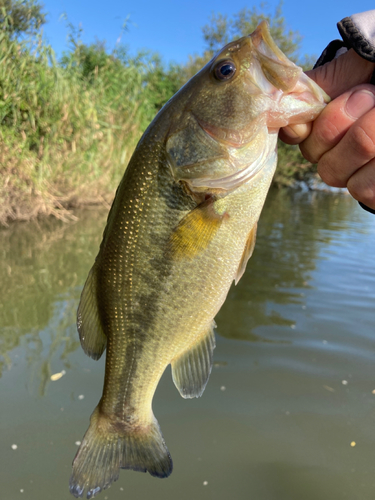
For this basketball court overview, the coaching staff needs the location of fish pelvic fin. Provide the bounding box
[235,222,258,285]
[77,264,107,360]
[171,321,216,399]
[70,406,173,499]
[167,198,227,261]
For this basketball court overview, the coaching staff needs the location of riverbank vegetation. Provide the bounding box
[0,1,316,226]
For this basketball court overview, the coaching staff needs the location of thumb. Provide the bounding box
[305,48,375,99]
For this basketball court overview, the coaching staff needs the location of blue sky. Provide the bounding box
[41,1,374,65]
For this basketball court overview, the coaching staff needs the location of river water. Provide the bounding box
[1,188,375,500]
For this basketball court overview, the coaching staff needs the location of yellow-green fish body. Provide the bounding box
[70,22,329,498]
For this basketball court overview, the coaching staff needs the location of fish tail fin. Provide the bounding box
[69,406,173,498]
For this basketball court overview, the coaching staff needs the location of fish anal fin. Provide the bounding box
[171,321,216,399]
[235,222,257,285]
[77,264,107,360]
[168,199,227,261]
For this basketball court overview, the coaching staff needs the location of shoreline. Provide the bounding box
[0,192,114,227]
[0,175,348,229]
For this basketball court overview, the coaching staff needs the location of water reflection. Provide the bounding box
[1,189,375,500]
[215,189,356,341]
[0,209,107,382]
[0,189,360,383]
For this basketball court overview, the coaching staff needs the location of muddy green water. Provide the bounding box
[1,188,375,500]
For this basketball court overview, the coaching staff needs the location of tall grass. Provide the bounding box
[0,28,168,225]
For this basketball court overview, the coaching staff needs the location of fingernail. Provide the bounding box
[345,90,375,119]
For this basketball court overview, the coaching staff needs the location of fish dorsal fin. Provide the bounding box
[168,199,227,261]
[77,264,107,360]
[171,322,216,399]
[235,222,257,285]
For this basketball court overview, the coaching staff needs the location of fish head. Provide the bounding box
[166,21,329,194]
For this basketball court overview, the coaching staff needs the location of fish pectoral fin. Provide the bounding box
[171,321,216,399]
[77,264,107,360]
[168,198,227,261]
[235,222,257,285]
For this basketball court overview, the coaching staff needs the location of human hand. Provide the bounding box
[280,49,375,210]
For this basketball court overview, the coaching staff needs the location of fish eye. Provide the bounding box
[213,60,236,81]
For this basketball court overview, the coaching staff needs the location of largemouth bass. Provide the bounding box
[70,22,329,498]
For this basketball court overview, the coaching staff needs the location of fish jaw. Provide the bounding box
[246,21,330,127]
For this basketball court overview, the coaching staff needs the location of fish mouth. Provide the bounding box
[185,131,278,192]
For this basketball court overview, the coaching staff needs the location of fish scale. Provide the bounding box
[70,21,329,499]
